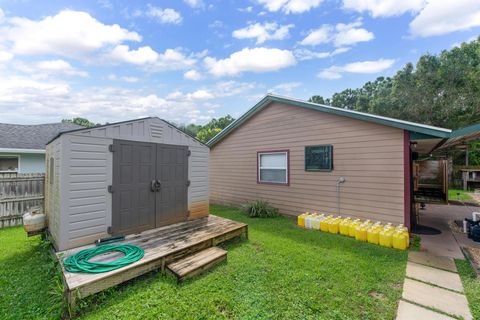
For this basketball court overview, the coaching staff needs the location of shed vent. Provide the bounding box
[150,124,162,139]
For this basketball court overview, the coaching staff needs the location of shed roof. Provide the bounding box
[207,94,453,147]
[0,122,84,151]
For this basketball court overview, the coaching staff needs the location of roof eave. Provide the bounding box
[207,94,451,147]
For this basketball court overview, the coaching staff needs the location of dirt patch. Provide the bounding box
[368,291,386,301]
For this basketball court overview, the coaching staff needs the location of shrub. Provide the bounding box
[242,200,279,218]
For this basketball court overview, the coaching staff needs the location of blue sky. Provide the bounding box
[0,0,479,125]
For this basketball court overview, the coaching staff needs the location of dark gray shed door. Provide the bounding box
[112,140,156,235]
[111,140,189,235]
[156,145,189,226]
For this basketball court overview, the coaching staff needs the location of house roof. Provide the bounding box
[207,94,453,147]
[0,122,84,151]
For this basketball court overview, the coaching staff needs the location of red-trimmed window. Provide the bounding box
[257,150,289,185]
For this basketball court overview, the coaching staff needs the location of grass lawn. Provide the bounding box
[457,259,480,320]
[448,188,474,202]
[0,205,407,319]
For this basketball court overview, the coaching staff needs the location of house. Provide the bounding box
[45,117,209,251]
[208,94,480,230]
[0,122,83,174]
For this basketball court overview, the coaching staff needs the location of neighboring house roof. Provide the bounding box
[0,122,84,151]
[207,94,453,147]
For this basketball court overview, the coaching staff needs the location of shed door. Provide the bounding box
[156,145,189,226]
[112,140,189,235]
[112,140,156,235]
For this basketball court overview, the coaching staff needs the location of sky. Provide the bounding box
[0,0,479,125]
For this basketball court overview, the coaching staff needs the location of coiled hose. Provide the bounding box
[63,244,144,273]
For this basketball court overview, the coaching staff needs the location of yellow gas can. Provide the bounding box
[367,223,382,245]
[355,224,368,242]
[297,212,309,227]
[328,216,341,234]
[320,215,332,232]
[379,227,394,248]
[392,230,409,250]
[348,219,361,237]
[339,217,351,236]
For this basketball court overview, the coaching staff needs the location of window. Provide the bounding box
[0,156,19,172]
[305,145,333,171]
[258,151,289,185]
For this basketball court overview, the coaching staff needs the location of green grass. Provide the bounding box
[448,189,474,202]
[0,205,408,319]
[457,259,480,320]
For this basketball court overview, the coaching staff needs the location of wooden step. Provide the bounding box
[166,247,227,281]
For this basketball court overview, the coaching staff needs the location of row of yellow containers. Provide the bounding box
[297,212,409,250]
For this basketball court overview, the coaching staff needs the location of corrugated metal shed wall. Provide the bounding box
[47,118,209,251]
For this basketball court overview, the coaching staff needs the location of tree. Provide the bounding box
[309,37,480,129]
[62,117,98,128]
[195,115,235,143]
[308,95,328,104]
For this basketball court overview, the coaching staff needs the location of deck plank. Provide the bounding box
[58,215,247,294]
[167,247,227,281]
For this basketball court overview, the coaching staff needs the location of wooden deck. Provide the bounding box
[57,215,247,308]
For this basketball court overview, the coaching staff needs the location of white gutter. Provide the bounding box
[0,148,45,154]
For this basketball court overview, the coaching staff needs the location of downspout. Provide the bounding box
[336,177,346,216]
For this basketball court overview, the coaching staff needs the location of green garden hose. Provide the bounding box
[63,244,144,273]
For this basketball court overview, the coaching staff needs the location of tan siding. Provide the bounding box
[210,102,405,224]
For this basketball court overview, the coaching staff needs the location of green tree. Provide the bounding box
[62,117,98,128]
[195,115,235,143]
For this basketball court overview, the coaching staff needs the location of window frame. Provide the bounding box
[304,145,333,172]
[257,150,290,186]
[0,155,20,173]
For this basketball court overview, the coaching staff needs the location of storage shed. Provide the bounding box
[45,117,209,251]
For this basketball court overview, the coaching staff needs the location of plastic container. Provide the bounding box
[355,220,371,242]
[311,213,324,230]
[297,212,309,227]
[367,223,382,245]
[339,217,352,236]
[328,216,341,234]
[379,226,394,248]
[320,216,332,232]
[392,230,409,250]
[305,213,316,229]
[348,219,361,237]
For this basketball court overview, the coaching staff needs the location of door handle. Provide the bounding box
[151,180,157,192]
[155,180,161,192]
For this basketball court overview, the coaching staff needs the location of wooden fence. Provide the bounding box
[0,173,45,228]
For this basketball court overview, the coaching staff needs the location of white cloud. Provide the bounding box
[146,6,182,24]
[300,20,374,47]
[204,47,296,77]
[257,0,323,14]
[184,69,202,80]
[107,74,139,83]
[294,47,350,60]
[184,0,205,9]
[35,59,88,77]
[109,46,196,70]
[109,45,159,65]
[318,58,395,79]
[0,10,140,57]
[269,82,301,93]
[0,72,258,125]
[0,50,13,62]
[232,22,294,44]
[410,0,480,37]
[342,0,425,17]
[0,8,4,22]
[238,6,254,13]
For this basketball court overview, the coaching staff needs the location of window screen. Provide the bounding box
[258,151,288,184]
[0,157,19,172]
[305,145,333,171]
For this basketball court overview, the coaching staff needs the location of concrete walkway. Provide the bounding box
[396,251,472,320]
